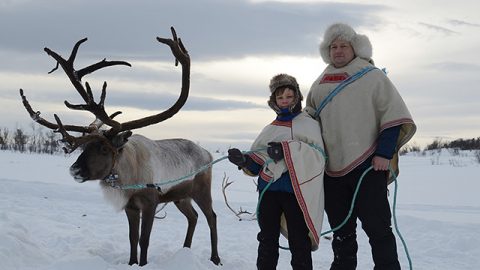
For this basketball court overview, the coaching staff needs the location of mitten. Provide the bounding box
[267,142,284,162]
[228,148,248,168]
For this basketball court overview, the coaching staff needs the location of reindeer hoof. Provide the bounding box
[128,259,138,266]
[211,255,222,266]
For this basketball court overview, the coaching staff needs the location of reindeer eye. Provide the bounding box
[100,145,110,155]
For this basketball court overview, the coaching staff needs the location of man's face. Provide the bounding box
[329,38,355,68]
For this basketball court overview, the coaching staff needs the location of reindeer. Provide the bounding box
[19,27,221,266]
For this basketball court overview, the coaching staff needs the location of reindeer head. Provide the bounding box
[69,130,132,182]
[19,27,190,182]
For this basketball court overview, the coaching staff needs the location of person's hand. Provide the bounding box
[267,142,284,162]
[372,156,389,171]
[228,148,247,168]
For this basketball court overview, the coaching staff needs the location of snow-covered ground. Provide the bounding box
[1,149,479,270]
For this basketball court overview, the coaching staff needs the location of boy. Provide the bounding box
[228,74,326,270]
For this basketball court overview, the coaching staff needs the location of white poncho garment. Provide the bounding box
[247,112,326,250]
[305,57,416,181]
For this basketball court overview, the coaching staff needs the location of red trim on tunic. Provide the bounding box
[326,119,415,177]
[380,118,415,132]
[326,143,376,177]
[319,73,349,84]
[271,120,292,128]
[259,170,272,182]
[250,153,265,165]
[283,141,320,244]
[301,172,324,185]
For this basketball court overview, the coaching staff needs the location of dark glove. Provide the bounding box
[267,142,284,162]
[228,148,248,168]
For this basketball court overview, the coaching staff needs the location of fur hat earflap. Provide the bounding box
[319,23,373,64]
[268,73,303,114]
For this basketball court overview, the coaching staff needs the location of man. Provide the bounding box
[305,23,416,270]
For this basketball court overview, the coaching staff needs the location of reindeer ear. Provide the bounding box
[111,130,133,148]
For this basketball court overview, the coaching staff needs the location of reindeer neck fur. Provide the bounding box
[100,134,212,211]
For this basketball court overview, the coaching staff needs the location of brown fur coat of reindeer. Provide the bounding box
[19,27,221,266]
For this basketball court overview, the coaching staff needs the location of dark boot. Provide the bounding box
[330,233,358,270]
[370,230,401,270]
[256,231,279,270]
[290,244,312,270]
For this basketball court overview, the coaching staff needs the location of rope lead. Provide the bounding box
[256,165,413,269]
[114,145,412,269]
[321,166,412,269]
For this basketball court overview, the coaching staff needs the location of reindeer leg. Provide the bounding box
[193,173,221,265]
[195,201,221,265]
[174,199,198,248]
[195,197,220,265]
[139,204,156,266]
[125,206,140,265]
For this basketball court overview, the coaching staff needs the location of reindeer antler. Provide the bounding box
[19,27,191,153]
[221,173,256,221]
[113,26,190,135]
[44,37,130,133]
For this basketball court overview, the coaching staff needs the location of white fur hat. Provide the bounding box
[319,23,373,64]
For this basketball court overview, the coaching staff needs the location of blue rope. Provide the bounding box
[318,167,374,236]
[254,143,326,251]
[118,148,267,190]
[116,142,412,268]
[319,166,412,269]
[119,155,227,190]
[256,165,413,269]
[314,66,377,118]
[118,143,326,190]
[390,168,413,269]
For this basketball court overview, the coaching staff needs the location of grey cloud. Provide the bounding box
[108,91,264,111]
[427,61,480,72]
[0,0,389,133]
[447,19,480,27]
[418,22,459,35]
[0,0,385,61]
[12,86,263,113]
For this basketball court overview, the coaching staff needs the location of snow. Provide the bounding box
[1,149,479,270]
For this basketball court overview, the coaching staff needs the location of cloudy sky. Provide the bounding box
[1,0,479,149]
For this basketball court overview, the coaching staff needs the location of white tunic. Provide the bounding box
[248,112,326,250]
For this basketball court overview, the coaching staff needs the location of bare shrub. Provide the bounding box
[474,150,480,164]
